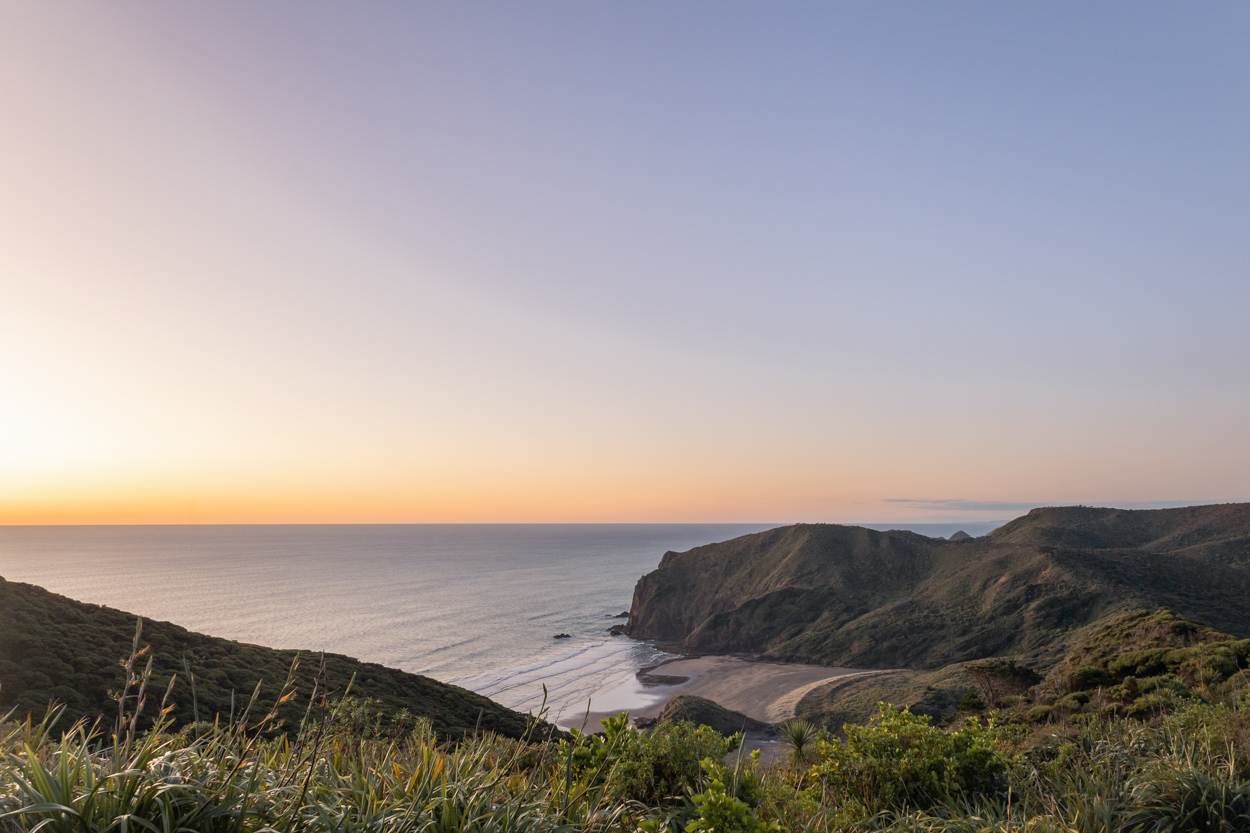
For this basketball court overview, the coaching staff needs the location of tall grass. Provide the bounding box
[0,625,632,833]
[2,624,1249,832]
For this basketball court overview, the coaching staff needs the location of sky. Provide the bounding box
[2,2,1248,524]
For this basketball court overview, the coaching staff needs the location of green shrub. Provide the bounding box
[1136,673,1190,697]
[1127,693,1173,717]
[1109,649,1168,679]
[683,759,780,833]
[1055,691,1090,711]
[557,712,735,806]
[1223,669,1250,708]
[1069,665,1112,690]
[1025,704,1054,722]
[810,704,1012,814]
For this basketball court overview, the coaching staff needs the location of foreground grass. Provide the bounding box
[3,619,1249,832]
[3,700,1250,832]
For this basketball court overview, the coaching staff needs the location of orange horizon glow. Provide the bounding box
[4,4,1249,526]
[2,459,1235,527]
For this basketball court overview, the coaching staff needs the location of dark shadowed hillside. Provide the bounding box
[989,504,1250,566]
[627,504,1250,670]
[0,577,538,739]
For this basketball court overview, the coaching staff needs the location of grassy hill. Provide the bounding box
[0,576,537,739]
[796,608,1250,729]
[626,503,1250,669]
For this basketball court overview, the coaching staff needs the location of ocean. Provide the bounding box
[0,521,998,727]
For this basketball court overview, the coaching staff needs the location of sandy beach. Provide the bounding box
[566,655,882,734]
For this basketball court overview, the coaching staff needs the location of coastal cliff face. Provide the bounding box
[627,504,1250,669]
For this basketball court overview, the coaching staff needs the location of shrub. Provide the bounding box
[1223,670,1250,708]
[557,712,735,806]
[810,704,1012,814]
[1055,692,1090,711]
[1025,704,1054,722]
[683,759,780,833]
[1069,665,1112,691]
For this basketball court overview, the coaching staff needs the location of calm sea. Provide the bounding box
[0,521,997,726]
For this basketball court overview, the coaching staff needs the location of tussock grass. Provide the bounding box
[3,622,1250,832]
[0,621,614,832]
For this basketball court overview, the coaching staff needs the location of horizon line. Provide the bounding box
[4,500,1243,528]
[0,518,1004,529]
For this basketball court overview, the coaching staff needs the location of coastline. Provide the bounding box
[562,654,884,734]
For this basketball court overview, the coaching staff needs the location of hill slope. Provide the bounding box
[626,504,1250,669]
[795,608,1250,728]
[0,577,537,739]
[647,694,774,736]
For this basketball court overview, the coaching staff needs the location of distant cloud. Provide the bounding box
[886,498,1219,513]
[885,498,1039,513]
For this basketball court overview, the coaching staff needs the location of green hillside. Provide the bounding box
[796,608,1250,729]
[0,577,537,739]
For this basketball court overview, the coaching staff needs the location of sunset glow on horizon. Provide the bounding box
[4,3,1249,525]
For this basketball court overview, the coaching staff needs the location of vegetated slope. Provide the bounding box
[627,504,1250,670]
[796,608,1250,729]
[1024,608,1250,720]
[795,663,981,729]
[0,577,537,739]
[989,503,1250,561]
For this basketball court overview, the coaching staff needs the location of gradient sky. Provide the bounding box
[3,2,1249,524]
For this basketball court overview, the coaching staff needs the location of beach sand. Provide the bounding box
[567,655,882,735]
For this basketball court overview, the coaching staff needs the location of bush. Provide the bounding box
[557,712,735,806]
[1055,691,1090,711]
[1223,670,1250,708]
[684,760,780,833]
[810,704,1013,814]
[1025,704,1054,722]
[1069,665,1112,690]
